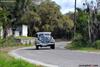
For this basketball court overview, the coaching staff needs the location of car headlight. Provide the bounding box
[50,38,55,43]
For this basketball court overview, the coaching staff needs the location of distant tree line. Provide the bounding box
[0,0,74,39]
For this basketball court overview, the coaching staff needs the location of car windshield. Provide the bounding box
[38,33,51,43]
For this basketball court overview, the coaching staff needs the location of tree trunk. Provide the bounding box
[3,28,7,39]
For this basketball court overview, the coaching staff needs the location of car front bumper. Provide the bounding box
[36,43,55,47]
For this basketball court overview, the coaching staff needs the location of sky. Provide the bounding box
[52,0,97,14]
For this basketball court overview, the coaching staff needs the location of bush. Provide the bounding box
[94,40,100,49]
[73,33,83,41]
[67,33,89,49]
[0,36,33,48]
[0,38,5,47]
[0,37,17,47]
[68,40,88,49]
[4,37,16,47]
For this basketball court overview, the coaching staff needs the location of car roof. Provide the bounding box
[36,32,51,35]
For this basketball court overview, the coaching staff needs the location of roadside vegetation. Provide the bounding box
[0,0,100,67]
[0,49,41,67]
[66,1,100,50]
[0,0,69,67]
[0,36,33,48]
[0,36,39,67]
[0,0,74,39]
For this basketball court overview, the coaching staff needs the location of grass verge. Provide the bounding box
[74,47,100,52]
[0,47,41,67]
[66,45,100,52]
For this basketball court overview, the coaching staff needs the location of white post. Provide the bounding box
[0,26,3,39]
[14,31,20,37]
[22,25,28,36]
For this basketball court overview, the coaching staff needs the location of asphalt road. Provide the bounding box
[13,42,100,67]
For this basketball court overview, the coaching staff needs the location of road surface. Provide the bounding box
[10,41,100,67]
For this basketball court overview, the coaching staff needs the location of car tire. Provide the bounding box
[36,45,39,50]
[50,44,55,49]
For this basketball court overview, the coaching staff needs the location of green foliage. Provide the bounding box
[97,14,100,21]
[0,39,5,47]
[0,36,16,47]
[63,16,74,31]
[73,33,83,41]
[0,0,74,39]
[0,7,10,26]
[38,0,62,31]
[94,40,100,49]
[68,8,91,49]
[0,36,33,48]
[42,24,51,32]
[68,40,91,49]
[76,8,88,35]
[68,8,90,49]
[68,7,100,49]
[36,0,74,38]
[68,33,89,49]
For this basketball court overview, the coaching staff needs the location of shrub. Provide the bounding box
[3,37,16,47]
[94,40,100,49]
[68,40,88,49]
[67,33,89,49]
[0,38,5,47]
[73,33,83,41]
[0,36,33,48]
[0,36,17,47]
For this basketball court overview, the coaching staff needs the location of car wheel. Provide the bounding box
[50,45,55,49]
[36,45,39,50]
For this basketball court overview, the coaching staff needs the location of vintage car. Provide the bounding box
[35,32,55,49]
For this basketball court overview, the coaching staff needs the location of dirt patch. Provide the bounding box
[0,47,23,52]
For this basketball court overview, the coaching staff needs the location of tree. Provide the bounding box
[0,0,74,39]
[76,8,89,40]
[38,0,61,31]
[0,7,10,38]
[72,6,99,47]
[37,0,74,38]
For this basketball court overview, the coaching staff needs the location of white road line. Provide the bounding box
[8,47,58,67]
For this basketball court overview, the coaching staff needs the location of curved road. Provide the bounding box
[10,42,100,67]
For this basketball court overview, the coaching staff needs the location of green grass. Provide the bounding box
[66,46,100,52]
[0,36,38,67]
[0,51,41,67]
[66,41,100,52]
[76,47,100,52]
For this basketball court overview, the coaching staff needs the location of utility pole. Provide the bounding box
[74,0,77,37]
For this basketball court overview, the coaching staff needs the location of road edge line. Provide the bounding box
[8,47,58,67]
